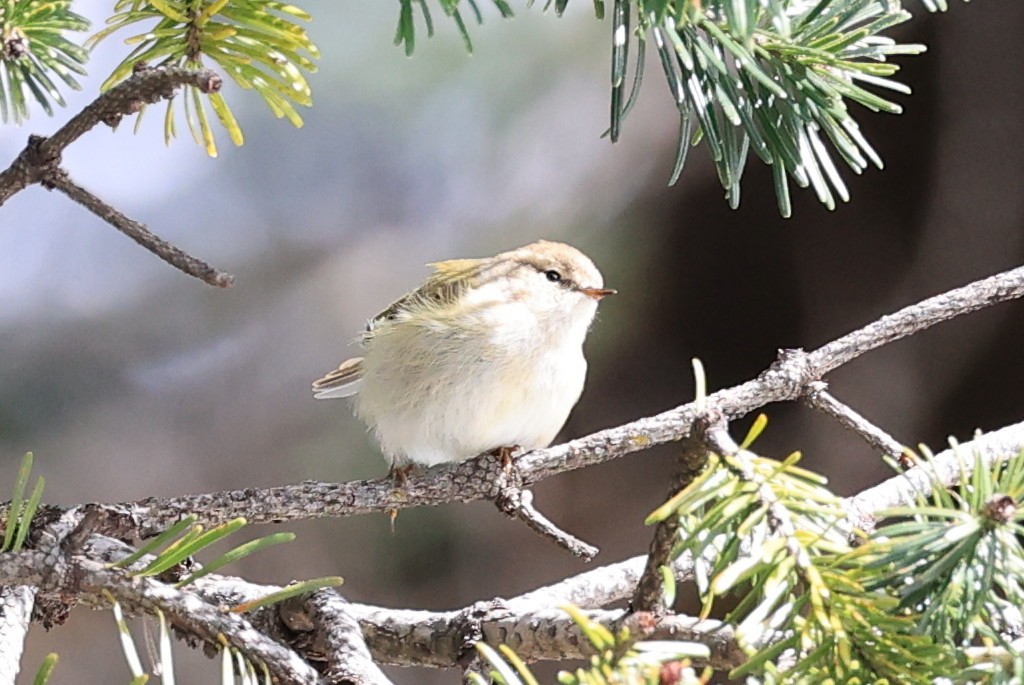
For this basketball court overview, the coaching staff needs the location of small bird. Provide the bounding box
[312,239,615,474]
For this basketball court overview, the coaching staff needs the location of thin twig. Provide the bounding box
[804,382,905,459]
[0,66,233,287]
[44,171,233,287]
[495,486,598,560]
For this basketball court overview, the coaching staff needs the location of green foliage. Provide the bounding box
[849,445,1024,673]
[666,447,955,683]
[389,0,974,216]
[628,0,927,216]
[86,0,319,157]
[656,424,1024,683]
[31,653,59,685]
[109,515,304,587]
[467,604,711,685]
[394,0,515,55]
[0,0,89,123]
[1,451,44,553]
[229,576,345,614]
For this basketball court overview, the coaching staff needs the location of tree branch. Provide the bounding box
[844,419,1024,532]
[13,262,1013,544]
[804,382,906,460]
[7,412,1024,684]
[0,66,233,288]
[348,604,743,670]
[43,170,233,287]
[0,586,35,685]
[0,547,322,685]
[631,432,711,613]
[279,590,393,685]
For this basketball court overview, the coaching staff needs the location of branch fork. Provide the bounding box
[0,67,233,288]
[492,454,599,560]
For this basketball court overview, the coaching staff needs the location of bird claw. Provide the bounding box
[490,445,520,469]
[388,463,415,489]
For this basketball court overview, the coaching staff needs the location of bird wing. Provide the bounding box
[315,258,500,399]
[364,258,487,334]
[312,357,364,399]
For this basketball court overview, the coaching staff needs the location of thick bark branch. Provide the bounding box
[0,548,321,685]
[0,586,34,685]
[280,590,392,685]
[844,420,1024,532]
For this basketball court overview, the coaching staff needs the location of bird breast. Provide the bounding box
[354,295,592,467]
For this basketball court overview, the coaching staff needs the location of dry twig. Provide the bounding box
[0,66,233,288]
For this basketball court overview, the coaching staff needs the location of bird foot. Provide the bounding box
[388,463,415,488]
[490,445,521,469]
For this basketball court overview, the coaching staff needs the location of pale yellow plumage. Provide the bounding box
[312,240,614,468]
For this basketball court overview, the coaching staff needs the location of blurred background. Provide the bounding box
[2,1,1023,682]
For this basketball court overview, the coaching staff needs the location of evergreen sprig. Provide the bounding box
[87,0,318,157]
[625,0,927,216]
[649,420,968,683]
[664,450,952,683]
[467,604,711,685]
[0,0,89,123]
[394,0,515,56]
[391,0,965,216]
[849,446,1024,675]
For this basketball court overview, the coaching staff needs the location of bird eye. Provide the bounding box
[544,270,562,283]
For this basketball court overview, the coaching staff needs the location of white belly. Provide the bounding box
[354,305,589,467]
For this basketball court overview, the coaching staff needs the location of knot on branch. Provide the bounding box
[690,407,726,445]
[18,134,62,183]
[455,599,512,665]
[39,166,70,191]
[762,347,816,399]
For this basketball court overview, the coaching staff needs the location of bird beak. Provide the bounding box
[577,287,617,301]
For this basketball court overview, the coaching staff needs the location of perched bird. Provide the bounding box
[312,240,615,473]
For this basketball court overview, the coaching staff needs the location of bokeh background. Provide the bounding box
[2,1,1023,682]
